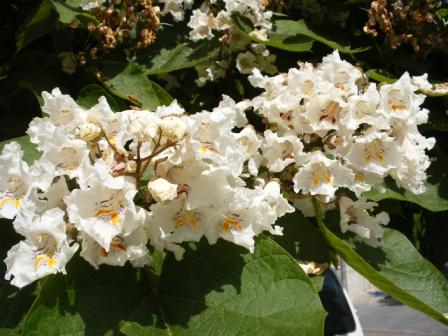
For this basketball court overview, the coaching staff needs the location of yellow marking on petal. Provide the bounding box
[34,255,46,269]
[311,176,321,187]
[311,163,333,187]
[0,197,11,208]
[95,209,114,217]
[95,209,120,225]
[0,197,21,209]
[199,143,219,154]
[108,136,116,145]
[355,173,365,183]
[174,210,199,229]
[47,258,57,267]
[111,241,127,252]
[100,248,108,257]
[34,255,57,269]
[375,152,384,163]
[111,213,120,225]
[390,103,407,111]
[222,217,242,232]
[363,141,386,164]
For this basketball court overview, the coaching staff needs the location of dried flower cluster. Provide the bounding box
[364,0,447,56]
[73,0,161,63]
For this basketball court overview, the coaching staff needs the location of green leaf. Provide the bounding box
[21,237,326,335]
[143,39,221,75]
[232,14,314,52]
[15,0,58,52]
[365,69,396,84]
[0,136,41,164]
[77,84,123,111]
[273,211,332,264]
[104,63,173,109]
[51,0,98,25]
[364,172,448,213]
[313,200,448,325]
[232,13,369,54]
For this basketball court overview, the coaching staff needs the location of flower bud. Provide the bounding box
[160,116,188,142]
[147,178,178,204]
[74,123,102,142]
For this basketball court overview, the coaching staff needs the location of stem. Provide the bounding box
[135,141,149,202]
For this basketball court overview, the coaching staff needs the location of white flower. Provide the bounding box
[124,110,161,142]
[318,50,362,93]
[5,207,78,288]
[411,74,432,91]
[223,0,272,29]
[147,178,178,204]
[155,100,185,118]
[213,184,290,252]
[260,181,295,219]
[41,88,84,126]
[160,116,188,142]
[293,151,355,200]
[379,72,425,121]
[159,0,192,21]
[339,196,389,247]
[80,226,151,269]
[236,126,263,175]
[0,142,32,219]
[341,84,388,131]
[345,130,401,177]
[65,175,143,250]
[188,5,217,41]
[261,130,305,172]
[39,133,90,179]
[307,88,348,135]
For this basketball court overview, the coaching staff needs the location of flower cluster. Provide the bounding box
[185,0,278,85]
[247,50,435,246]
[2,88,293,288]
[2,51,435,288]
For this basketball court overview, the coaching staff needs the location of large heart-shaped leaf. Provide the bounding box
[313,200,448,325]
[20,236,326,335]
